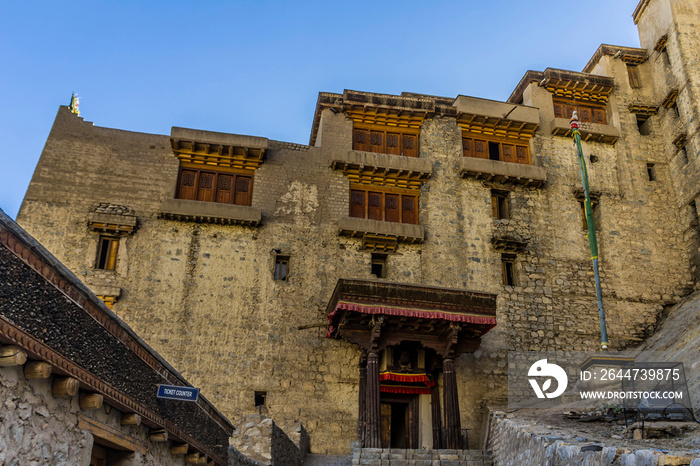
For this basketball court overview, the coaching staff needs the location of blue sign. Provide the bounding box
[157,384,200,402]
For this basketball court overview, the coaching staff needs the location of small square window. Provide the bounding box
[371,253,387,278]
[491,190,509,220]
[274,256,289,281]
[95,237,119,270]
[254,391,267,407]
[636,114,651,135]
[501,254,516,286]
[646,163,656,181]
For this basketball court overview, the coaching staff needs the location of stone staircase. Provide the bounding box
[350,448,493,465]
[303,454,353,465]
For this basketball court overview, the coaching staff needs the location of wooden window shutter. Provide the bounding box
[402,134,417,157]
[401,195,417,224]
[384,194,400,223]
[462,137,473,157]
[579,106,593,123]
[516,145,529,164]
[216,174,233,204]
[474,140,487,158]
[350,190,365,218]
[234,176,252,206]
[502,144,515,163]
[593,108,606,124]
[553,102,565,118]
[197,172,215,202]
[178,170,197,200]
[386,133,401,155]
[353,128,370,152]
[370,131,384,153]
[627,65,640,88]
[491,194,499,218]
[368,192,383,220]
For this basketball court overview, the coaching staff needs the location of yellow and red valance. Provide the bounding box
[379,371,435,395]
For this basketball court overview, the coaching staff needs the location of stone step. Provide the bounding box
[351,449,492,466]
[303,453,353,466]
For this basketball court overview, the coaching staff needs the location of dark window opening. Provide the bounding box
[491,190,509,220]
[371,253,387,278]
[501,254,516,286]
[274,256,289,281]
[679,146,689,165]
[627,65,641,88]
[95,237,119,271]
[647,163,656,181]
[579,200,599,230]
[636,115,651,135]
[671,102,679,117]
[488,141,500,161]
[254,391,267,407]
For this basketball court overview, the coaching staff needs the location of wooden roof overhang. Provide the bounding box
[325,279,497,357]
[456,113,538,142]
[541,69,615,104]
[170,127,267,171]
[628,104,660,115]
[583,44,649,73]
[310,90,438,146]
[661,89,679,108]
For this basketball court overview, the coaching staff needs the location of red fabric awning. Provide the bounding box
[326,301,497,337]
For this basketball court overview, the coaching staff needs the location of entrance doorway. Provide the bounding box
[380,394,419,448]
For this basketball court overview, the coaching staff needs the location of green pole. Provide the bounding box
[570,112,609,350]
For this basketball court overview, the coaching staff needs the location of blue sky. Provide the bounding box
[1,1,641,219]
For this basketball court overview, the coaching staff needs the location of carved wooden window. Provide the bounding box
[177,167,253,206]
[462,135,530,165]
[353,125,418,157]
[553,100,607,125]
[95,236,119,271]
[349,187,418,224]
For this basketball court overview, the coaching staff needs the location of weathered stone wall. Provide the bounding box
[487,410,700,466]
[229,414,307,466]
[0,365,185,466]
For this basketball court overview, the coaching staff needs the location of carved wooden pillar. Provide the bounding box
[365,350,381,448]
[358,351,367,445]
[430,372,442,449]
[443,357,461,449]
[365,317,383,448]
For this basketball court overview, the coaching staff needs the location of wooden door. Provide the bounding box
[216,174,233,204]
[473,139,487,158]
[502,144,515,163]
[350,190,365,218]
[234,176,252,206]
[196,172,215,202]
[462,137,473,157]
[385,194,399,223]
[516,146,529,164]
[370,131,384,153]
[402,134,417,157]
[401,195,417,224]
[178,170,197,200]
[380,403,392,448]
[354,129,370,151]
[368,192,383,220]
[386,133,401,155]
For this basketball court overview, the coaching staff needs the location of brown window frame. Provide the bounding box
[349,185,419,225]
[352,124,419,157]
[491,190,510,219]
[462,134,530,165]
[627,65,641,88]
[176,164,254,206]
[553,100,607,125]
[95,236,119,271]
[501,253,516,286]
[274,255,289,281]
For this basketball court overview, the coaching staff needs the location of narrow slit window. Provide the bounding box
[95,237,119,270]
[647,163,656,181]
[491,190,509,220]
[627,65,641,88]
[371,253,387,278]
[274,256,289,281]
[501,254,516,286]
